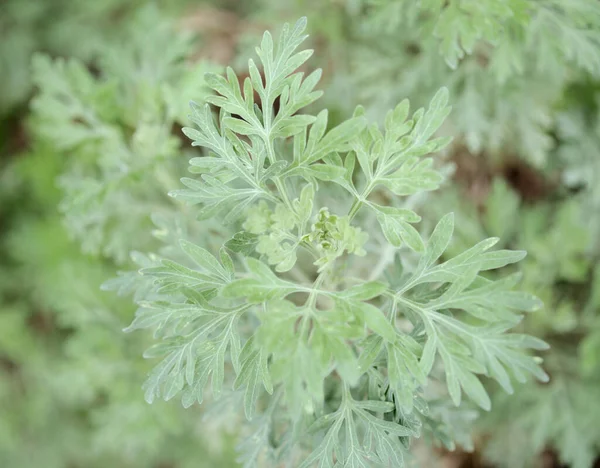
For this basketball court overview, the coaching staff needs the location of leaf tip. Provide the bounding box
[296,16,308,30]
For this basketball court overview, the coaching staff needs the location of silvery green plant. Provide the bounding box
[111,18,549,467]
[10,7,236,467]
[29,6,219,264]
[282,0,600,166]
[427,177,600,468]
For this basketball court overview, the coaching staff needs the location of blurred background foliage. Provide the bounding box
[1,0,599,467]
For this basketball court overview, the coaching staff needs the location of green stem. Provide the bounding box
[347,199,362,220]
[341,381,353,407]
[275,178,294,212]
[348,180,376,221]
[298,271,327,341]
[307,270,327,309]
[262,103,294,213]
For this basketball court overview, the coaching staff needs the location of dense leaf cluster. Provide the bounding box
[104,18,548,466]
[2,1,599,467]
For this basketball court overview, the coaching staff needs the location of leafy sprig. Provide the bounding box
[116,18,548,467]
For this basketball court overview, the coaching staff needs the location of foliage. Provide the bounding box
[429,174,600,467]
[0,0,136,115]
[101,18,549,466]
[556,88,600,251]
[247,0,600,166]
[29,5,220,263]
[1,5,236,467]
[0,0,207,117]
[0,143,237,467]
[2,1,600,467]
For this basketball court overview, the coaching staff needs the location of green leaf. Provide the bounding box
[294,183,315,224]
[225,231,260,255]
[377,213,425,252]
[179,239,231,282]
[298,164,346,181]
[354,400,395,413]
[412,87,451,144]
[222,116,260,136]
[358,335,384,373]
[140,302,243,406]
[142,259,226,293]
[360,303,397,343]
[125,298,214,336]
[302,116,367,165]
[299,393,413,468]
[221,258,299,302]
[335,296,396,343]
[379,157,444,196]
[424,212,455,267]
[273,114,317,138]
[370,204,421,223]
[233,337,273,420]
[337,281,388,301]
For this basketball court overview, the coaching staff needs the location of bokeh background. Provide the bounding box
[1,1,599,467]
